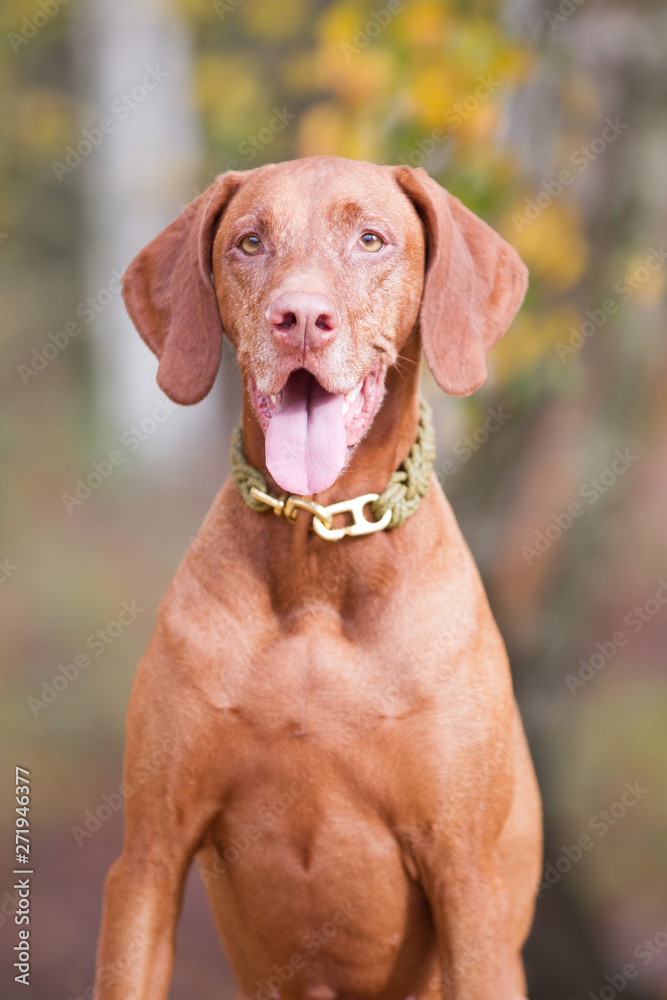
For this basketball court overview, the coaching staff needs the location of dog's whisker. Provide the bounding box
[392,362,408,386]
[395,353,420,367]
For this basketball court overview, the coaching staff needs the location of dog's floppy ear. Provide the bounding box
[394,165,528,396]
[122,171,243,405]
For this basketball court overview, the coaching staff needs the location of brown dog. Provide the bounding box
[94,156,542,1000]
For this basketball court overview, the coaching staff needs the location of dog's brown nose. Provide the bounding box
[266,291,340,351]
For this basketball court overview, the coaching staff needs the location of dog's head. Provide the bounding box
[123,155,527,494]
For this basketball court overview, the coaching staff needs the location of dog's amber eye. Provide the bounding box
[359,232,384,253]
[240,234,262,255]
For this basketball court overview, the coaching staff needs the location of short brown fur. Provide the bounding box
[95,156,541,1000]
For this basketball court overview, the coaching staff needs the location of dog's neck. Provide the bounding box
[239,328,423,507]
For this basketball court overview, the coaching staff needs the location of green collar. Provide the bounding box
[230,396,435,541]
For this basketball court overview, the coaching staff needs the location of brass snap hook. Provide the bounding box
[283,496,334,531]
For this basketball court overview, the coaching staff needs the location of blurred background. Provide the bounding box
[1,0,666,997]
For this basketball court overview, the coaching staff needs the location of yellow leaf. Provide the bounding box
[317,1,369,48]
[194,54,261,128]
[323,47,396,108]
[411,64,456,128]
[492,305,583,382]
[296,102,381,162]
[398,0,450,49]
[504,199,589,292]
[455,98,500,144]
[297,102,350,158]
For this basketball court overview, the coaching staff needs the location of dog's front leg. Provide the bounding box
[93,840,191,1000]
[421,843,528,1000]
[93,644,223,1000]
[415,746,532,1000]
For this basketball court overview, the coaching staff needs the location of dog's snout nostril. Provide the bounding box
[276,312,297,331]
[267,291,340,349]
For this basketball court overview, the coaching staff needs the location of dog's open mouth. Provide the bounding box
[249,365,385,495]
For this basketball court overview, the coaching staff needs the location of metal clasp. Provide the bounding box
[249,486,391,541]
[249,487,334,531]
[283,495,333,531]
[313,494,392,541]
[249,487,285,516]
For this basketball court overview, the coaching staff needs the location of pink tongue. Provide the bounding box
[265,370,347,495]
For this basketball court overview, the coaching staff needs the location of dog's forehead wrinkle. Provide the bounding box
[242,163,406,233]
[230,207,285,236]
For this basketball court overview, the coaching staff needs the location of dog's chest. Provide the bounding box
[212,584,487,749]
[226,622,429,740]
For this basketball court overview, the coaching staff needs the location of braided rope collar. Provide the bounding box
[230,396,435,541]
